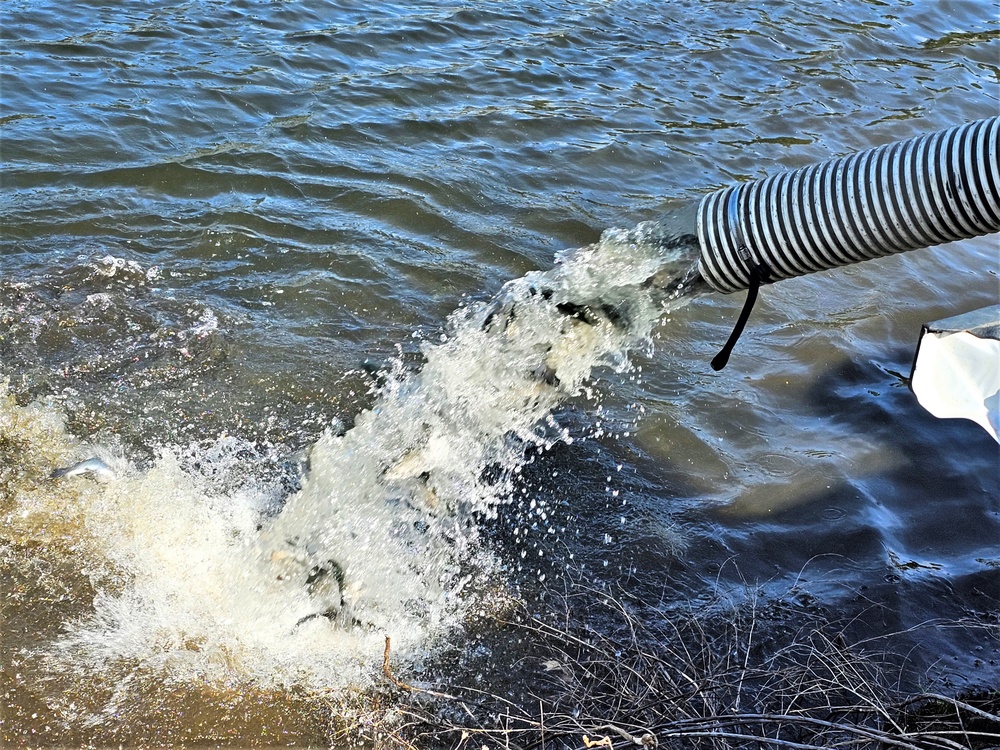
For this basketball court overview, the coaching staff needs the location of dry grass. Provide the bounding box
[355,583,1000,750]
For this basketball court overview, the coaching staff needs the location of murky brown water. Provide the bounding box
[2,0,998,746]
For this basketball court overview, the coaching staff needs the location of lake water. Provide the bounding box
[2,1,998,746]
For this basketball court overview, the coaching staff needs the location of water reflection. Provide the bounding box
[2,0,998,744]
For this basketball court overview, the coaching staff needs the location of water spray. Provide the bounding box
[17,119,999,714]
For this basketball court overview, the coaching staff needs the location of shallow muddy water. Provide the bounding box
[1,1,998,746]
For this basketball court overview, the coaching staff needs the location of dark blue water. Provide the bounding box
[2,1,998,745]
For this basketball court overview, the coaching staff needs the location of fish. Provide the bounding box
[50,457,117,482]
[291,558,356,630]
[384,433,451,481]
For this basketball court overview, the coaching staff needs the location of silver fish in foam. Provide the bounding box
[50,457,117,482]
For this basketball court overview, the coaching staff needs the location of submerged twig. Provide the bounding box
[382,636,455,700]
[382,636,411,691]
[357,585,998,750]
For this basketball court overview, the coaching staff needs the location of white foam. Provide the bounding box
[3,221,701,711]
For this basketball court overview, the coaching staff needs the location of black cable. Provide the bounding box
[711,262,771,371]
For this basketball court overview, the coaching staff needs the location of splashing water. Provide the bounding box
[260,220,702,634]
[2,219,703,719]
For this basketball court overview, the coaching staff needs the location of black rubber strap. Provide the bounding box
[711,261,770,371]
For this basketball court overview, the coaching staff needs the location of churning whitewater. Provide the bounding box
[2,220,702,714]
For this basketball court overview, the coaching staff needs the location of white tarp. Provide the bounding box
[910,305,1000,443]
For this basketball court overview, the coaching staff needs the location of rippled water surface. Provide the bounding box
[2,1,999,746]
